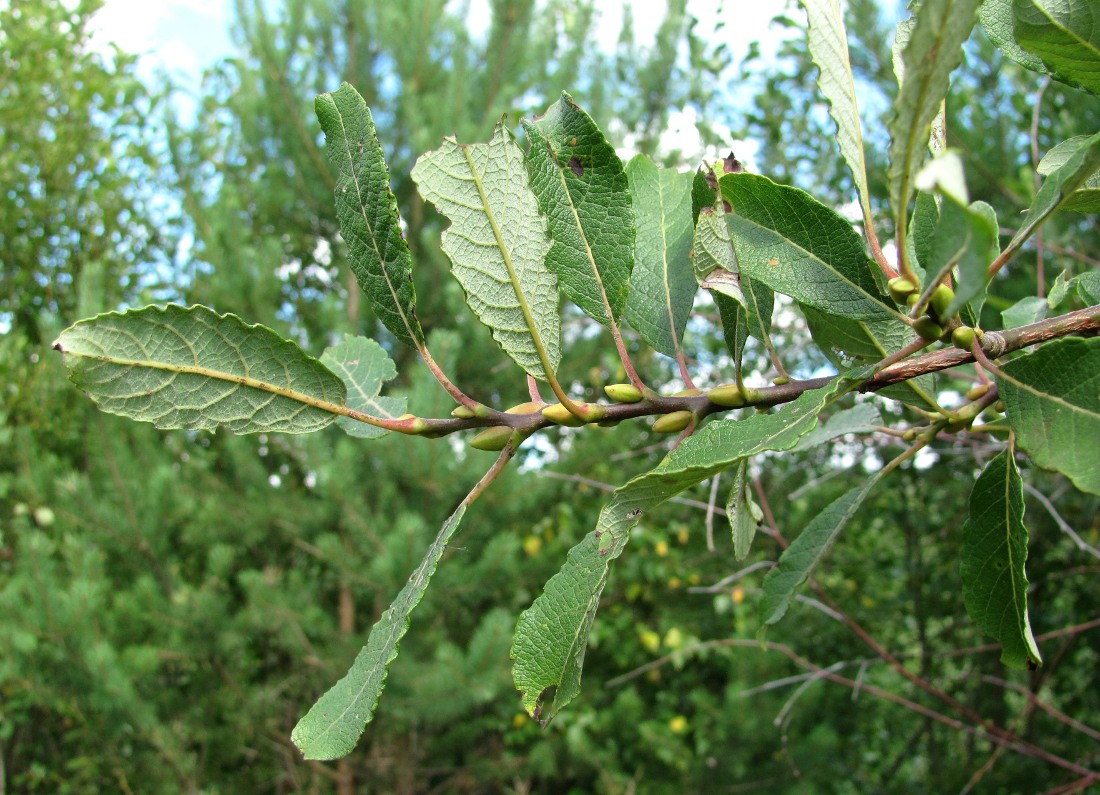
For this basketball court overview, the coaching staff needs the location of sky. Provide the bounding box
[89,0,790,76]
[87,0,795,164]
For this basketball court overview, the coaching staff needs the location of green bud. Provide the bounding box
[945,417,971,434]
[451,406,477,419]
[469,425,513,451]
[672,388,704,397]
[652,411,693,434]
[887,276,918,304]
[505,401,545,415]
[906,293,921,309]
[707,383,745,408]
[965,383,990,401]
[929,284,956,320]
[604,383,644,403]
[541,402,600,427]
[951,325,976,351]
[914,316,944,342]
[772,376,790,386]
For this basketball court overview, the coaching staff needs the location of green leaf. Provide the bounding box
[889,0,982,232]
[1048,269,1075,307]
[1073,271,1100,304]
[1013,0,1100,96]
[719,173,896,320]
[411,121,560,381]
[981,0,1053,74]
[523,93,634,328]
[320,335,405,439]
[961,448,1042,669]
[511,372,870,722]
[728,460,763,561]
[316,83,424,348]
[996,337,1100,495]
[624,155,696,357]
[53,304,344,434]
[692,165,719,223]
[1037,135,1100,212]
[1008,131,1100,255]
[716,293,750,368]
[713,243,774,370]
[923,197,999,319]
[292,502,468,759]
[1001,295,1049,328]
[693,208,744,305]
[800,0,876,227]
[908,191,938,283]
[792,403,883,452]
[759,475,884,629]
[801,306,941,410]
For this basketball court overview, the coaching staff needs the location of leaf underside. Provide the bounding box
[412,122,561,381]
[320,335,405,439]
[801,0,876,225]
[54,304,344,434]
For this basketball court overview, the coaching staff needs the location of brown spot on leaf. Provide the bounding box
[722,200,732,213]
[699,206,714,217]
[723,152,742,173]
[568,156,584,177]
[705,170,718,191]
[570,137,577,146]
[768,258,780,266]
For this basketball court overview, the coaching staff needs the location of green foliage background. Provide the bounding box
[3,0,1099,792]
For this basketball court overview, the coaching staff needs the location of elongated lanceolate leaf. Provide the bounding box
[759,474,884,629]
[524,93,634,328]
[996,337,1100,495]
[412,122,560,381]
[1012,0,1100,96]
[316,83,424,348]
[801,0,876,230]
[728,460,763,561]
[292,502,468,759]
[719,173,896,321]
[802,306,941,410]
[624,155,696,358]
[54,304,344,434]
[511,371,870,722]
[889,0,982,232]
[1038,135,1100,212]
[321,335,405,439]
[961,449,1042,669]
[1008,132,1100,255]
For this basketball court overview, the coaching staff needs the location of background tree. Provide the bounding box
[6,0,1100,793]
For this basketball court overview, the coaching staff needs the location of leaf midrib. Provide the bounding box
[329,96,420,346]
[460,143,557,381]
[62,349,376,423]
